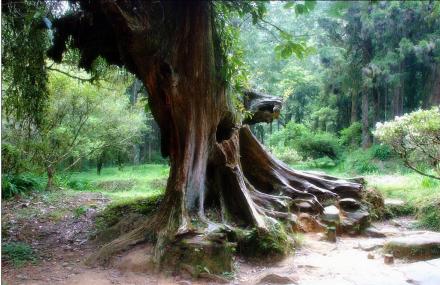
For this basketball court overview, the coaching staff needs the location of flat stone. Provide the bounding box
[384,231,440,260]
[323,205,340,222]
[258,273,298,284]
[357,239,385,251]
[398,258,440,285]
[384,199,405,207]
[338,198,361,212]
[340,209,370,234]
[364,227,387,238]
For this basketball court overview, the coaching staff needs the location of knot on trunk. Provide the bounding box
[242,90,282,125]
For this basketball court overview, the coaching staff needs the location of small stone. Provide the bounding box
[62,262,69,267]
[384,254,394,264]
[178,281,192,285]
[16,274,27,279]
[364,227,387,238]
[384,199,405,207]
[258,273,298,284]
[367,253,375,259]
[338,198,361,212]
[323,205,340,222]
[326,226,337,243]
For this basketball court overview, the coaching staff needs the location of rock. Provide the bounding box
[364,227,387,238]
[399,258,440,285]
[199,272,230,284]
[258,273,298,284]
[340,208,369,234]
[357,240,385,251]
[367,253,375,259]
[384,231,440,260]
[384,198,412,217]
[384,199,405,207]
[338,198,361,212]
[322,205,340,223]
[384,254,394,264]
[178,281,192,285]
[298,213,326,233]
[326,227,337,243]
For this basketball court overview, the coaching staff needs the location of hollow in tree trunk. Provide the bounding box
[48,0,371,274]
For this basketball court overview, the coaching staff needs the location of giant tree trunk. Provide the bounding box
[49,0,368,273]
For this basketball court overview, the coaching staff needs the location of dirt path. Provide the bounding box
[2,193,440,285]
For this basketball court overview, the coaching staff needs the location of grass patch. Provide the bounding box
[2,242,37,267]
[73,205,88,218]
[64,164,169,203]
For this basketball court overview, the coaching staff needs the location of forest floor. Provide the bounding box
[2,165,440,285]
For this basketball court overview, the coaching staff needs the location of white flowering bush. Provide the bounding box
[373,107,440,179]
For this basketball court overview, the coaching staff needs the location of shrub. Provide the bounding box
[65,177,93,191]
[339,122,362,147]
[270,146,302,164]
[269,122,341,160]
[296,132,341,160]
[2,242,37,267]
[1,143,24,174]
[1,173,45,199]
[418,198,440,231]
[340,149,379,174]
[306,156,337,169]
[370,144,393,161]
[374,107,440,179]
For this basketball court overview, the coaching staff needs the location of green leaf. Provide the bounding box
[283,2,295,9]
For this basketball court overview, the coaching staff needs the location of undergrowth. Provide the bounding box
[2,242,37,267]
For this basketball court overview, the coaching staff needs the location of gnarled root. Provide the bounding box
[86,126,370,271]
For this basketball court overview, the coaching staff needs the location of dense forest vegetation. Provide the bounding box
[1,1,440,282]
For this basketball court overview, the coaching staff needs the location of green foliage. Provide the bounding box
[1,143,27,175]
[370,144,393,161]
[340,148,379,174]
[95,193,164,232]
[296,132,341,160]
[270,146,301,164]
[2,242,37,267]
[2,173,45,199]
[236,222,293,259]
[339,122,362,147]
[2,0,50,125]
[306,156,337,169]
[74,205,88,218]
[418,199,440,231]
[374,107,440,179]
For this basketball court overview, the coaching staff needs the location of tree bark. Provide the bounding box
[350,89,358,124]
[97,155,103,175]
[46,165,55,190]
[49,0,368,271]
[361,89,371,148]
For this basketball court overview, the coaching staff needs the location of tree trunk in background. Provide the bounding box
[393,63,404,117]
[428,64,440,106]
[97,155,103,175]
[361,89,371,148]
[46,165,54,190]
[148,140,152,162]
[372,86,380,124]
[49,0,366,271]
[350,90,358,124]
[133,144,140,165]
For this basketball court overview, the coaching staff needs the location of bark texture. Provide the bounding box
[49,0,369,272]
